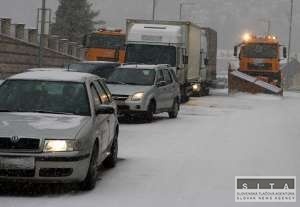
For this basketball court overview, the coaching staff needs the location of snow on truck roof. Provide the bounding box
[127,23,184,44]
[8,70,100,82]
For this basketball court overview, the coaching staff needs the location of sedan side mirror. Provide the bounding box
[95,105,115,115]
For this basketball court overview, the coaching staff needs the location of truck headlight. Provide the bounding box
[43,140,77,152]
[192,84,201,92]
[131,92,144,101]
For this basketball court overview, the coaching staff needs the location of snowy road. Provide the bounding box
[1,90,300,207]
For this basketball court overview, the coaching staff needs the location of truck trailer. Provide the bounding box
[125,19,217,101]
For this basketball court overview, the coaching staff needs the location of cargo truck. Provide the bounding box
[125,19,217,101]
[202,27,217,89]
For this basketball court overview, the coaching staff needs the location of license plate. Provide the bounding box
[0,157,35,170]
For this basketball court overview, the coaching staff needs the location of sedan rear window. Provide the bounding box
[0,80,90,116]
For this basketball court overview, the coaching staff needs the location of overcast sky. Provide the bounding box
[0,0,299,53]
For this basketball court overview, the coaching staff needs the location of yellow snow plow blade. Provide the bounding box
[228,69,283,96]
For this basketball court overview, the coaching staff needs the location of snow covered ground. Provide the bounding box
[1,89,300,207]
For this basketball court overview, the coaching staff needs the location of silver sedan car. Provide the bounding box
[0,70,119,190]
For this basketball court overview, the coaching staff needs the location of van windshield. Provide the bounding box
[126,44,176,66]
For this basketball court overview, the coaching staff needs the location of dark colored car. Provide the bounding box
[67,61,121,80]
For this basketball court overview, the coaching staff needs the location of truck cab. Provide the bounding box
[83,28,126,63]
[234,33,287,86]
[125,21,186,72]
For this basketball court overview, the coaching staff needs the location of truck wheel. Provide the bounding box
[145,101,155,122]
[80,143,98,191]
[103,133,118,168]
[168,99,179,119]
[204,87,210,96]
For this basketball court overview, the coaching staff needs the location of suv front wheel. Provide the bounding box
[168,99,179,119]
[145,101,156,122]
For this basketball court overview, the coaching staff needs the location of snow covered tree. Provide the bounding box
[51,0,101,42]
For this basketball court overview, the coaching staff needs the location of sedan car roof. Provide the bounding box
[8,70,100,83]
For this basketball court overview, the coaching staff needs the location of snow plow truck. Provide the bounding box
[228,33,287,95]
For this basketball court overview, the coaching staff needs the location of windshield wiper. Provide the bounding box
[0,109,14,112]
[126,82,142,85]
[31,110,76,115]
[107,81,128,85]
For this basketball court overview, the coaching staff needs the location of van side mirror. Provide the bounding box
[283,47,287,59]
[183,55,189,65]
[234,46,238,57]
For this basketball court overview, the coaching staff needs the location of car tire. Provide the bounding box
[103,132,118,168]
[145,101,155,122]
[79,143,99,191]
[168,99,179,119]
[181,95,190,103]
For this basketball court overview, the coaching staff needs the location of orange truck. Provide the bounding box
[233,33,287,87]
[83,28,126,63]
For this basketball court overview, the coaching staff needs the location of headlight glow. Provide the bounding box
[43,140,77,152]
[243,33,251,42]
[192,84,200,91]
[131,92,144,101]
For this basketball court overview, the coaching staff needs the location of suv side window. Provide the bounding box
[163,69,173,84]
[169,69,178,82]
[98,80,112,102]
[157,70,164,83]
[90,84,102,107]
[94,81,110,104]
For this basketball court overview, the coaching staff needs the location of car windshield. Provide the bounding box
[126,44,176,66]
[0,80,90,116]
[68,63,117,79]
[107,68,156,86]
[241,44,278,58]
